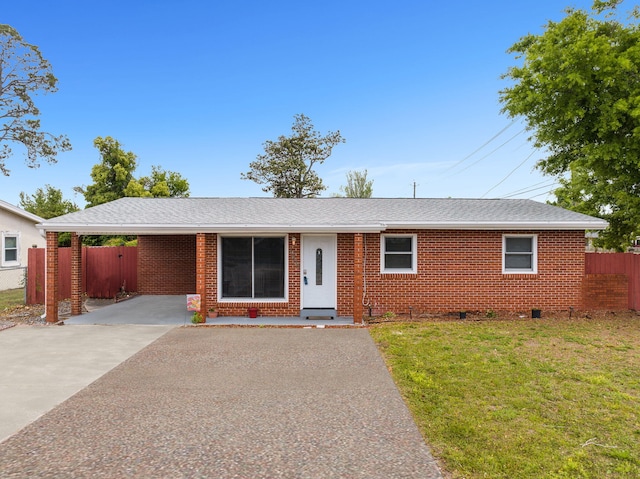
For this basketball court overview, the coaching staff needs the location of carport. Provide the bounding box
[37,198,366,325]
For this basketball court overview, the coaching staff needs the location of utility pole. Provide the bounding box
[412,181,418,198]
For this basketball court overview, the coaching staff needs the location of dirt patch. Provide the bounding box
[0,303,48,327]
[0,298,117,328]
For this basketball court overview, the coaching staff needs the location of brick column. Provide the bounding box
[353,233,364,324]
[205,234,217,312]
[45,232,59,323]
[71,233,83,316]
[195,233,207,322]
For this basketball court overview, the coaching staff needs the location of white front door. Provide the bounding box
[302,235,336,309]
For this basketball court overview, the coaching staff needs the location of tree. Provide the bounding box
[19,184,78,218]
[0,24,71,176]
[19,184,78,246]
[75,136,138,207]
[124,165,190,198]
[241,114,345,198]
[338,169,374,198]
[76,137,191,207]
[500,1,640,250]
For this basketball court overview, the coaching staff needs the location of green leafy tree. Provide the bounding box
[0,24,71,175]
[19,184,79,246]
[242,114,345,198]
[19,184,78,218]
[76,136,190,245]
[124,165,189,198]
[75,136,138,207]
[500,1,640,250]
[76,137,191,206]
[338,169,374,198]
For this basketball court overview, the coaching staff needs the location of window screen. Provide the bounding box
[504,236,535,272]
[382,235,415,272]
[222,237,285,298]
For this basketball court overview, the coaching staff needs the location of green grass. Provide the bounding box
[0,288,25,310]
[370,318,640,478]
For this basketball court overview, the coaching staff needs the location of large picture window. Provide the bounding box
[503,235,537,274]
[381,234,417,273]
[221,236,285,298]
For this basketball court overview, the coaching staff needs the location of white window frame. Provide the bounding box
[502,234,537,274]
[1,232,20,267]
[217,234,289,302]
[380,234,417,274]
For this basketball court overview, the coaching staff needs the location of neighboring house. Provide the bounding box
[0,199,45,291]
[37,197,608,323]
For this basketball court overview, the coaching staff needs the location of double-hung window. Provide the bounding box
[381,234,417,273]
[503,235,537,274]
[1,233,19,267]
[221,236,285,299]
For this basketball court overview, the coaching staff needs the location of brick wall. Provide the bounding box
[582,274,628,310]
[138,230,588,317]
[355,229,586,315]
[138,235,196,294]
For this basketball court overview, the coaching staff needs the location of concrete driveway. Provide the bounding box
[0,328,442,478]
[0,324,173,442]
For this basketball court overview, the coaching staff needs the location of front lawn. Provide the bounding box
[370,318,640,478]
[0,288,25,310]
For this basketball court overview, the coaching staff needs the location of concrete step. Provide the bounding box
[300,308,337,320]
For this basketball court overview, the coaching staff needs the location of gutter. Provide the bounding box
[36,219,609,235]
[36,223,388,235]
[386,220,609,231]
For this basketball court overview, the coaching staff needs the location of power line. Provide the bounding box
[449,128,525,176]
[501,181,559,198]
[444,119,517,172]
[528,189,558,200]
[500,179,553,197]
[481,149,538,198]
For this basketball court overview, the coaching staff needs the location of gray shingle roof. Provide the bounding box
[38,197,608,234]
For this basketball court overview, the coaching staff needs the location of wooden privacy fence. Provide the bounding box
[585,252,640,310]
[27,246,138,304]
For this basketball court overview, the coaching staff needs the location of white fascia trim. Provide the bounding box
[36,220,609,234]
[36,223,386,235]
[384,221,609,231]
[0,200,45,223]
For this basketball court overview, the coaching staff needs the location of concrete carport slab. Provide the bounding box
[65,295,188,325]
[65,295,355,326]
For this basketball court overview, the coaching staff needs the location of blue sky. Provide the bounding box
[2,0,595,208]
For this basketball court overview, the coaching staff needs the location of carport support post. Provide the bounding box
[353,233,364,324]
[45,232,59,323]
[195,233,207,321]
[71,233,83,316]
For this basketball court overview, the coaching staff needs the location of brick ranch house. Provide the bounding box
[37,197,608,323]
